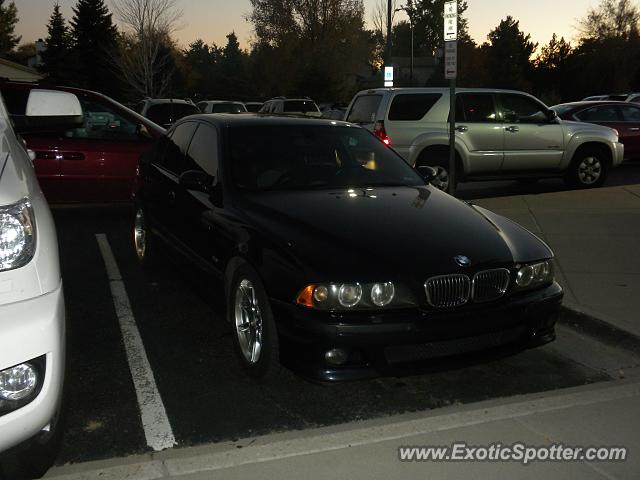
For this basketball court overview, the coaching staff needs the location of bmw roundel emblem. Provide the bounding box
[454,255,471,267]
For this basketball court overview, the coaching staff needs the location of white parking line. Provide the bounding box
[96,233,177,452]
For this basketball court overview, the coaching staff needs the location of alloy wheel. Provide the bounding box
[431,166,450,191]
[234,279,263,364]
[577,156,602,185]
[134,209,147,261]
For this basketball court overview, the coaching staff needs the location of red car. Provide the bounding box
[0,81,166,203]
[552,101,640,160]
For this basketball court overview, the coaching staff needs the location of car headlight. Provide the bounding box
[0,356,46,417]
[515,260,554,291]
[296,282,416,310]
[0,199,36,273]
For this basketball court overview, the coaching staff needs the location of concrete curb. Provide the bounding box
[44,379,640,480]
[559,304,640,355]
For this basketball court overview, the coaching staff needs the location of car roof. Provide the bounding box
[355,87,536,96]
[180,113,356,128]
[553,100,630,109]
[144,98,195,105]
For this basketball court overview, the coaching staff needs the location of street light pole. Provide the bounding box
[386,0,392,66]
[396,6,414,87]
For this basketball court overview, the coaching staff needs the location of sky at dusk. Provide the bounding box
[12,0,599,49]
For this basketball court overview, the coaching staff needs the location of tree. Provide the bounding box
[403,0,470,56]
[40,3,71,82]
[533,34,572,102]
[248,0,373,101]
[70,0,119,94]
[579,0,640,41]
[111,0,182,98]
[218,32,250,98]
[0,0,20,57]
[481,16,537,91]
[183,39,219,97]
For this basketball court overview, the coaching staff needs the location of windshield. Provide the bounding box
[146,103,199,126]
[228,125,424,191]
[283,100,318,113]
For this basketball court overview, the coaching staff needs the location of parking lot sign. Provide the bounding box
[384,66,394,87]
[444,1,457,42]
[445,41,457,80]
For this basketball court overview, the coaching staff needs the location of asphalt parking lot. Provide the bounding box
[51,161,640,467]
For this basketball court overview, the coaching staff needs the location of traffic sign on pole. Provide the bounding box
[444,1,458,42]
[444,41,457,80]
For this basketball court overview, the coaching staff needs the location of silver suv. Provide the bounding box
[345,88,624,190]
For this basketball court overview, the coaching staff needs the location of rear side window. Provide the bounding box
[621,105,640,121]
[1,87,30,115]
[388,94,442,121]
[576,105,620,122]
[456,94,497,123]
[346,95,383,123]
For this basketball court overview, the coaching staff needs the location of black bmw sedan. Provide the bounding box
[133,114,563,381]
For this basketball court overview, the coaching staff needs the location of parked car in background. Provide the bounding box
[133,114,562,381]
[320,103,348,120]
[345,88,624,190]
[582,93,640,103]
[197,101,247,114]
[259,97,322,117]
[551,101,640,160]
[0,81,165,204]
[0,88,74,478]
[244,101,263,112]
[139,98,199,129]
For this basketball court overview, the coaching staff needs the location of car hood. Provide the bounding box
[235,186,552,281]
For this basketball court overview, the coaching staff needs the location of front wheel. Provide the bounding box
[227,263,283,380]
[133,207,158,267]
[565,149,609,188]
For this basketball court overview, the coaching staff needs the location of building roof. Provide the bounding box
[0,57,44,81]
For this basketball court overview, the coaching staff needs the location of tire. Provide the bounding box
[0,397,64,480]
[416,152,459,193]
[565,148,609,188]
[133,207,158,267]
[227,262,283,380]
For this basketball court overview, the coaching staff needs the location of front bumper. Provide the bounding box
[271,282,563,381]
[0,283,65,453]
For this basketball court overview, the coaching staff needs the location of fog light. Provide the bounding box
[371,282,395,307]
[0,363,38,401]
[325,348,348,366]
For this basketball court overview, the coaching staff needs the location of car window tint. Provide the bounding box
[184,124,218,177]
[499,94,548,123]
[147,103,199,126]
[388,94,442,121]
[455,94,497,123]
[157,122,197,173]
[61,97,138,141]
[620,105,640,122]
[0,87,30,115]
[346,95,383,123]
[228,126,423,191]
[283,100,317,113]
[576,105,620,122]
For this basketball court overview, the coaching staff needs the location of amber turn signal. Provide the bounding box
[296,285,315,308]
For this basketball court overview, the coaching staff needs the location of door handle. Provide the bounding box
[628,127,639,131]
[168,191,176,204]
[455,125,469,132]
[505,126,519,133]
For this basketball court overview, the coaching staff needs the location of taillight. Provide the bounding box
[374,121,391,146]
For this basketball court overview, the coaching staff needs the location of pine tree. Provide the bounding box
[0,0,21,57]
[41,3,71,82]
[69,0,119,94]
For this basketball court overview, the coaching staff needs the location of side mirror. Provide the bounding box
[416,165,438,183]
[179,170,214,193]
[24,89,84,128]
[547,109,559,122]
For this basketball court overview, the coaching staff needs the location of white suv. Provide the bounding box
[345,88,624,190]
[0,89,77,478]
